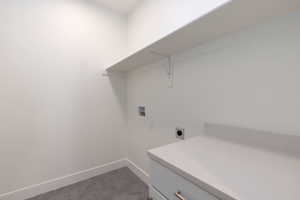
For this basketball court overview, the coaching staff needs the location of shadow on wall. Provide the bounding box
[204,123,300,159]
[107,72,127,121]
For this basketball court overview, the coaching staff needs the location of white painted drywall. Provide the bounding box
[127,0,230,53]
[95,0,140,14]
[126,12,300,173]
[0,0,127,195]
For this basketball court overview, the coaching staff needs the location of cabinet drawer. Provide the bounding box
[150,186,168,200]
[150,159,218,200]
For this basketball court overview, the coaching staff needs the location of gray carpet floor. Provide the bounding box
[26,167,148,200]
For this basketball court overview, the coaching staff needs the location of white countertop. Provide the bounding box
[148,136,300,200]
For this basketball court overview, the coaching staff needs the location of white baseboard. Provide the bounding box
[0,159,128,200]
[125,159,150,184]
[0,158,149,200]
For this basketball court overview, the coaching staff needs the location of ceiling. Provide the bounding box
[95,0,141,14]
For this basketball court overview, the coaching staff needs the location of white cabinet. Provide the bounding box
[150,186,168,200]
[149,159,218,200]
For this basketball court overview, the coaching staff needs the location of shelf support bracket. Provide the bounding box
[102,71,111,76]
[150,51,174,88]
[101,69,117,77]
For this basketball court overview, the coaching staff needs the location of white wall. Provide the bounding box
[0,0,127,195]
[126,12,300,173]
[2,0,300,194]
[127,0,230,53]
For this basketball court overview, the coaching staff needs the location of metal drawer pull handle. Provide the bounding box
[175,191,187,200]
